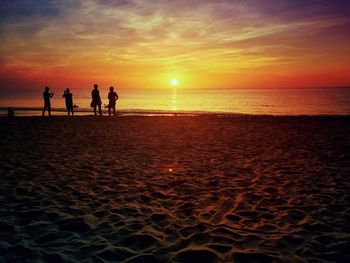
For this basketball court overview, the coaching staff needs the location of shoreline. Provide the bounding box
[1,107,350,118]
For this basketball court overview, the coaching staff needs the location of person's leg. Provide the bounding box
[48,105,51,116]
[108,106,111,116]
[42,106,46,116]
[98,104,102,116]
[94,104,97,115]
[113,105,115,116]
[71,106,74,116]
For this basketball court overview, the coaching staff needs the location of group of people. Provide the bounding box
[42,84,119,116]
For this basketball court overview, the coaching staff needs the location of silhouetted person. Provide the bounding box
[42,86,54,116]
[91,84,102,116]
[63,88,74,116]
[8,107,14,117]
[107,86,119,116]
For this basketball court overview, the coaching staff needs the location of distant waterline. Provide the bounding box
[0,88,349,116]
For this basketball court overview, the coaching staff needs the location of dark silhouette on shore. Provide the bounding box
[8,107,14,117]
[107,86,119,116]
[42,86,54,116]
[63,88,74,116]
[91,84,102,116]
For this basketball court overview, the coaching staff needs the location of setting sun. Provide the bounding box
[171,79,178,86]
[0,1,349,262]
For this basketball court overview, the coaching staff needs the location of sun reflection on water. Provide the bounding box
[171,88,177,110]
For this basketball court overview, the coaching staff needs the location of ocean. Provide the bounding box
[0,88,349,116]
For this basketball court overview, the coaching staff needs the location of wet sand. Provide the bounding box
[0,116,349,262]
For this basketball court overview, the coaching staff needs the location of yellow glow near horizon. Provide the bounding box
[171,79,178,86]
[1,1,349,90]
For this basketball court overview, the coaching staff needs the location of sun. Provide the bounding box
[171,79,178,86]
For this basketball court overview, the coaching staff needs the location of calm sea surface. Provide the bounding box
[0,88,349,116]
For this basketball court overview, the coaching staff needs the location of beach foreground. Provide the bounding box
[0,116,349,263]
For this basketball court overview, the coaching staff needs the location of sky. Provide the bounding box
[1,0,350,91]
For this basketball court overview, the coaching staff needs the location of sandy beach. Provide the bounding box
[0,115,349,263]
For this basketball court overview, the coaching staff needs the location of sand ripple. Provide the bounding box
[1,116,350,262]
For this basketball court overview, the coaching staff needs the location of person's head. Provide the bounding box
[45,86,49,91]
[66,88,70,93]
[109,86,114,91]
[94,84,98,89]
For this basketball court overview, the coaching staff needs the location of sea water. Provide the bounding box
[0,88,349,116]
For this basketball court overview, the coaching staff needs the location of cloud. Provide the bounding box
[0,0,79,21]
[0,0,349,89]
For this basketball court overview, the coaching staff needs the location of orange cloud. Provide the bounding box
[1,0,349,90]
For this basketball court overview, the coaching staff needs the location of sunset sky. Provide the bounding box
[1,0,350,90]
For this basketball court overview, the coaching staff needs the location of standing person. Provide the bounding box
[7,107,14,117]
[91,84,102,116]
[63,88,74,116]
[42,86,54,116]
[107,86,118,116]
